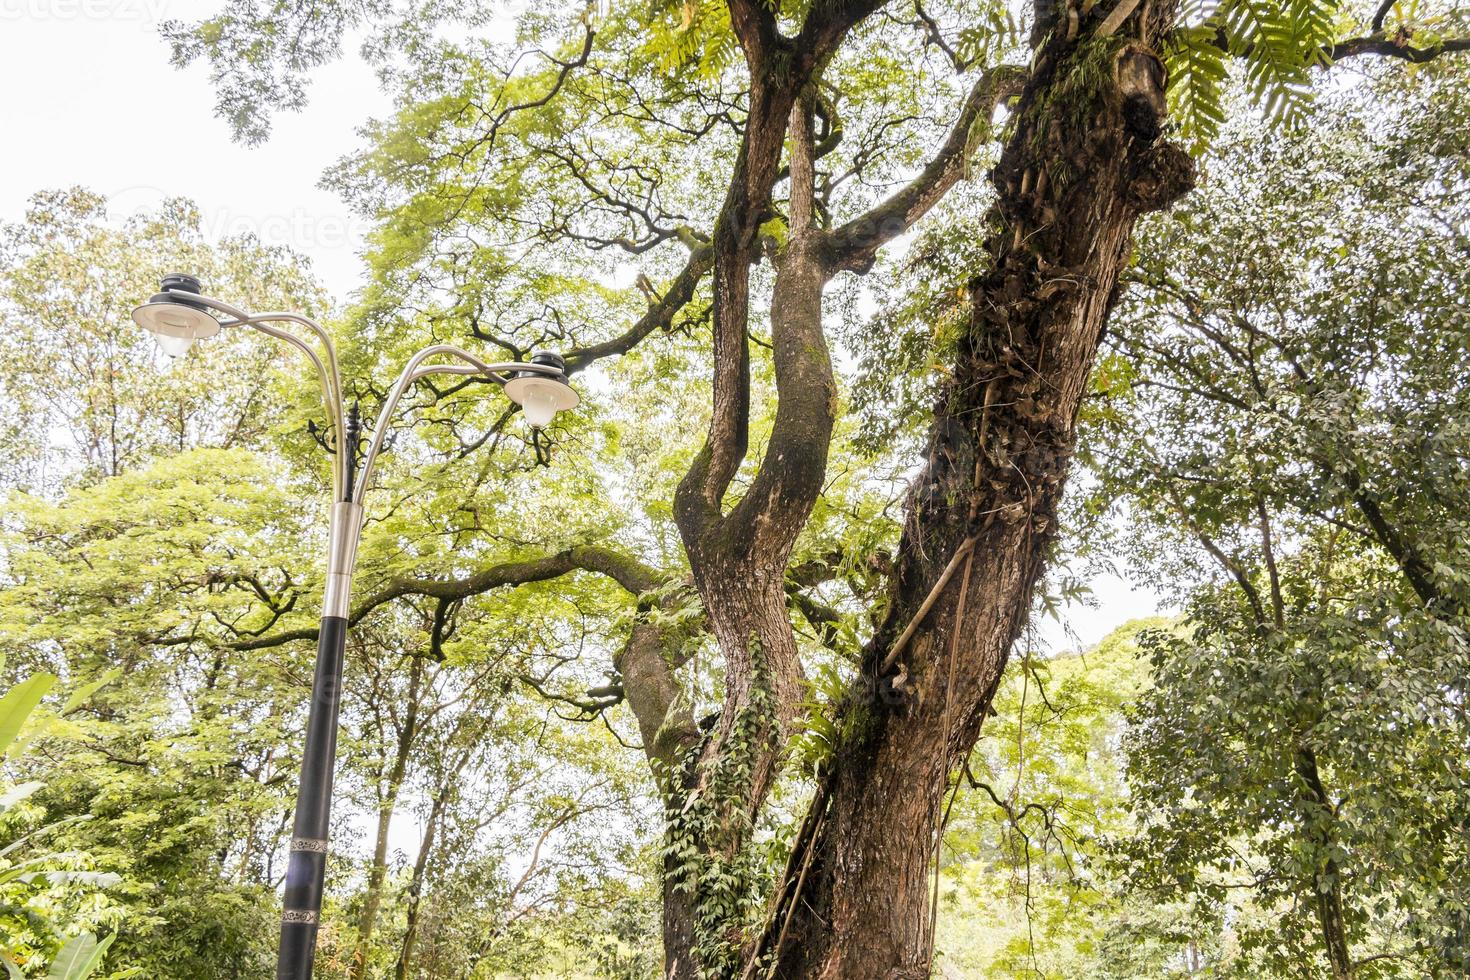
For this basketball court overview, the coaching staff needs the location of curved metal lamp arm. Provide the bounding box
[352,344,562,506]
[240,313,345,409]
[164,288,349,500]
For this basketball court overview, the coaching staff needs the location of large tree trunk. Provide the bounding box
[666,75,840,975]
[763,9,1195,976]
[618,617,704,980]
[675,76,836,783]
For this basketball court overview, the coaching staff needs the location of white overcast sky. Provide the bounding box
[0,1,1162,650]
[0,0,384,298]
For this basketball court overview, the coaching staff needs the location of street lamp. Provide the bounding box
[133,274,579,980]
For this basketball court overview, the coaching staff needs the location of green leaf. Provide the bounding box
[46,933,113,980]
[1166,25,1230,152]
[59,670,117,716]
[0,673,56,757]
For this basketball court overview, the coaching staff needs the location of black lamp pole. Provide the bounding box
[276,614,349,977]
[276,408,362,980]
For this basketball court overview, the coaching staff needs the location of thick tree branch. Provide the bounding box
[563,243,714,373]
[788,587,846,652]
[1331,33,1470,62]
[1255,497,1286,629]
[789,93,818,236]
[727,0,781,70]
[825,64,1026,274]
[725,98,837,560]
[678,0,887,532]
[224,545,666,651]
[1209,23,1470,65]
[675,115,780,527]
[516,671,625,717]
[1197,530,1269,627]
[1341,468,1449,610]
[793,0,895,77]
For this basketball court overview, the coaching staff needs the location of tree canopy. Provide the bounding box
[2,0,1469,976]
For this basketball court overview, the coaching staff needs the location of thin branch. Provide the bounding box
[1255,496,1286,629]
[1211,23,1470,64]
[1331,33,1470,62]
[1370,0,1397,32]
[912,0,964,70]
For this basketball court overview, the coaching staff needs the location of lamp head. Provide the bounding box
[132,273,221,356]
[504,352,579,428]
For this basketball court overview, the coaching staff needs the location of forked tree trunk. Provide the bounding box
[665,81,840,977]
[762,7,1195,976]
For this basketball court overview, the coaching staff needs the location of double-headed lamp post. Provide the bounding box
[132,273,579,980]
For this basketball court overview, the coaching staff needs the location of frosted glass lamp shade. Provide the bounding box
[504,374,579,427]
[132,300,221,357]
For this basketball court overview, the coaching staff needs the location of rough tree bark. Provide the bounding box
[612,584,704,974]
[761,4,1196,975]
[672,9,846,817]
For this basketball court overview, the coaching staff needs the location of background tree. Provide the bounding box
[0,189,323,493]
[935,620,1162,978]
[0,671,122,979]
[1087,63,1470,979]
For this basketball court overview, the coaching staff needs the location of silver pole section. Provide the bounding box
[321,501,363,620]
